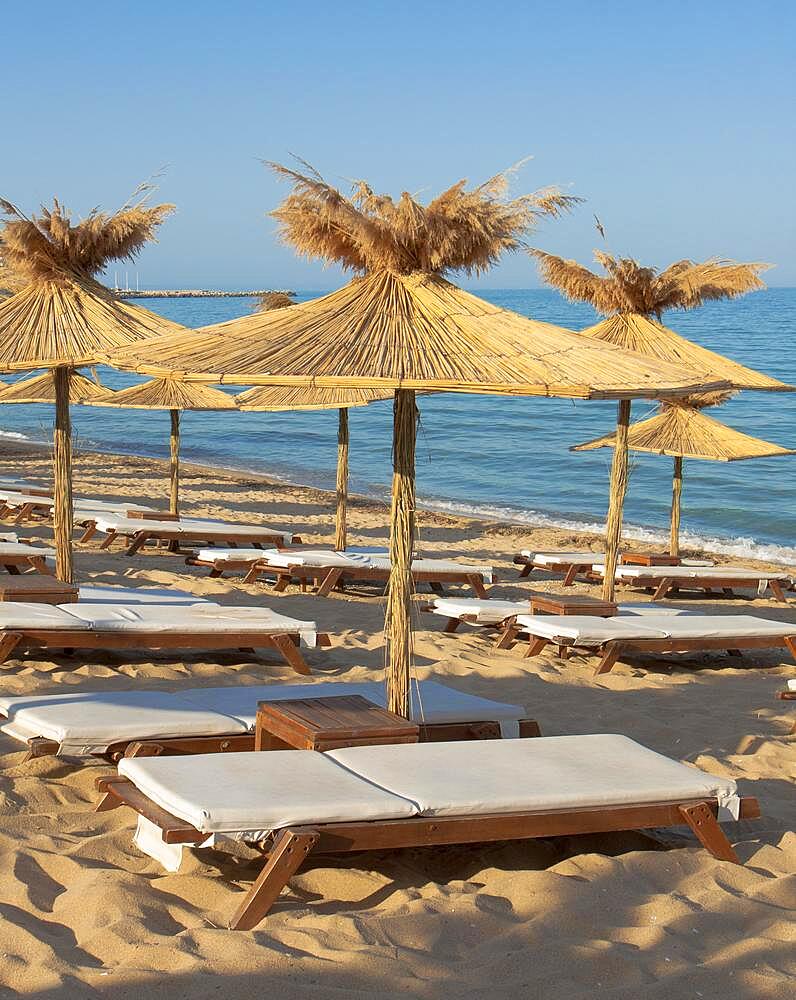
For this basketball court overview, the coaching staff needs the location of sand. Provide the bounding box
[0,443,793,999]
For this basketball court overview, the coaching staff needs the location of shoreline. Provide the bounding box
[1,436,793,570]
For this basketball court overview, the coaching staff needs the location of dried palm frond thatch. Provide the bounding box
[236,384,391,411]
[530,249,770,317]
[0,369,108,404]
[253,291,296,312]
[268,159,582,276]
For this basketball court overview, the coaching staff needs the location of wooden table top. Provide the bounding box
[530,593,619,616]
[0,576,78,602]
[620,552,681,566]
[255,694,420,750]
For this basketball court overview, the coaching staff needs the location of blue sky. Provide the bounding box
[3,0,794,289]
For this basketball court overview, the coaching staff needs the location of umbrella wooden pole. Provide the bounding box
[52,366,74,584]
[602,399,631,602]
[169,409,180,516]
[386,389,417,719]
[670,455,683,557]
[335,407,349,551]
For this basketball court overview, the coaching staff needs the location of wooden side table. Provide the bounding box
[529,593,618,617]
[620,552,681,566]
[0,576,79,604]
[255,695,420,752]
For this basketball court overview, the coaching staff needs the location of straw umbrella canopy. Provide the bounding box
[0,191,188,581]
[86,377,237,514]
[253,291,296,312]
[531,249,788,596]
[572,392,795,556]
[107,164,725,716]
[236,384,392,549]
[0,369,109,404]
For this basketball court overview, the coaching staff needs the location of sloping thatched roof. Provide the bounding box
[108,270,726,399]
[579,313,790,391]
[87,377,237,411]
[236,384,392,411]
[0,195,187,371]
[253,291,296,312]
[573,402,795,462]
[0,369,108,403]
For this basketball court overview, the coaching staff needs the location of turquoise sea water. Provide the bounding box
[1,289,794,564]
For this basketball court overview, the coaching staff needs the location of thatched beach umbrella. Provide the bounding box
[572,392,795,556]
[107,165,724,716]
[86,377,237,514]
[0,192,187,581]
[0,369,109,405]
[253,291,296,312]
[236,384,391,549]
[531,249,788,597]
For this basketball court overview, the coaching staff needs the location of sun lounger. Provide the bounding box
[0,679,536,759]
[500,613,796,674]
[513,550,714,586]
[0,541,56,575]
[237,547,494,597]
[594,564,792,602]
[83,515,300,556]
[76,584,215,605]
[426,596,694,634]
[0,490,152,525]
[95,735,758,929]
[188,544,391,580]
[0,602,325,674]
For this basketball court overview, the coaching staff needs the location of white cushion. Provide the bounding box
[607,566,779,582]
[515,615,668,645]
[641,614,791,640]
[618,603,694,616]
[0,690,247,753]
[431,597,527,624]
[0,533,18,543]
[0,542,56,557]
[195,548,269,563]
[328,734,741,820]
[0,603,89,630]
[262,548,492,580]
[521,551,605,566]
[119,750,417,834]
[61,604,317,645]
[77,585,214,606]
[787,679,796,692]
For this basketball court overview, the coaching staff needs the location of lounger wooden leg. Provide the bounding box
[443,617,461,633]
[524,637,548,659]
[783,636,796,661]
[0,632,23,664]
[4,563,20,575]
[467,574,489,599]
[125,533,150,557]
[722,588,734,597]
[562,565,578,586]
[495,624,519,650]
[518,563,531,578]
[317,568,343,598]
[79,524,97,543]
[29,556,55,577]
[770,580,787,602]
[428,581,445,595]
[727,649,742,657]
[229,828,319,930]
[594,642,622,675]
[243,565,263,585]
[99,530,118,551]
[679,802,739,863]
[652,578,673,601]
[270,634,312,675]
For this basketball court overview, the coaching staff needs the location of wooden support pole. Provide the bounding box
[602,399,631,602]
[169,409,180,516]
[52,366,75,584]
[670,455,683,557]
[334,407,349,551]
[385,389,417,719]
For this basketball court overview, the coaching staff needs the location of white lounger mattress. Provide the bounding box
[118,734,741,840]
[521,551,605,566]
[0,542,56,558]
[93,516,294,544]
[262,548,493,581]
[429,597,696,625]
[515,613,791,646]
[197,545,387,564]
[597,565,781,581]
[76,585,214,606]
[0,680,527,753]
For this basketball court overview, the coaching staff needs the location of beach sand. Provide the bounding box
[0,444,793,999]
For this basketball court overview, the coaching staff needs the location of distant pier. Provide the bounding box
[116,289,295,299]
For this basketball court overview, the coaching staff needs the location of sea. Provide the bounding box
[1,289,794,566]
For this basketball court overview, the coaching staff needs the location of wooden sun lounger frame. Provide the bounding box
[79,523,301,557]
[0,493,55,525]
[513,554,600,587]
[13,716,542,762]
[496,622,796,675]
[612,571,791,602]
[0,552,55,576]
[227,558,492,599]
[95,775,760,931]
[0,627,330,675]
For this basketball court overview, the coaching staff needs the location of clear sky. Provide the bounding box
[3,0,794,290]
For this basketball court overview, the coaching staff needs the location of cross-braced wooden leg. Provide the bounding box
[270,634,312,675]
[652,578,673,601]
[317,568,343,597]
[784,636,796,661]
[562,565,578,586]
[679,802,739,862]
[125,533,150,557]
[443,617,460,633]
[468,574,489,599]
[243,564,264,585]
[524,637,548,659]
[494,624,519,650]
[594,642,622,675]
[770,580,787,602]
[0,632,23,665]
[100,530,118,551]
[518,562,531,578]
[79,524,97,543]
[229,829,319,930]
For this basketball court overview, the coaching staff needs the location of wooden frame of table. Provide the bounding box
[0,576,78,603]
